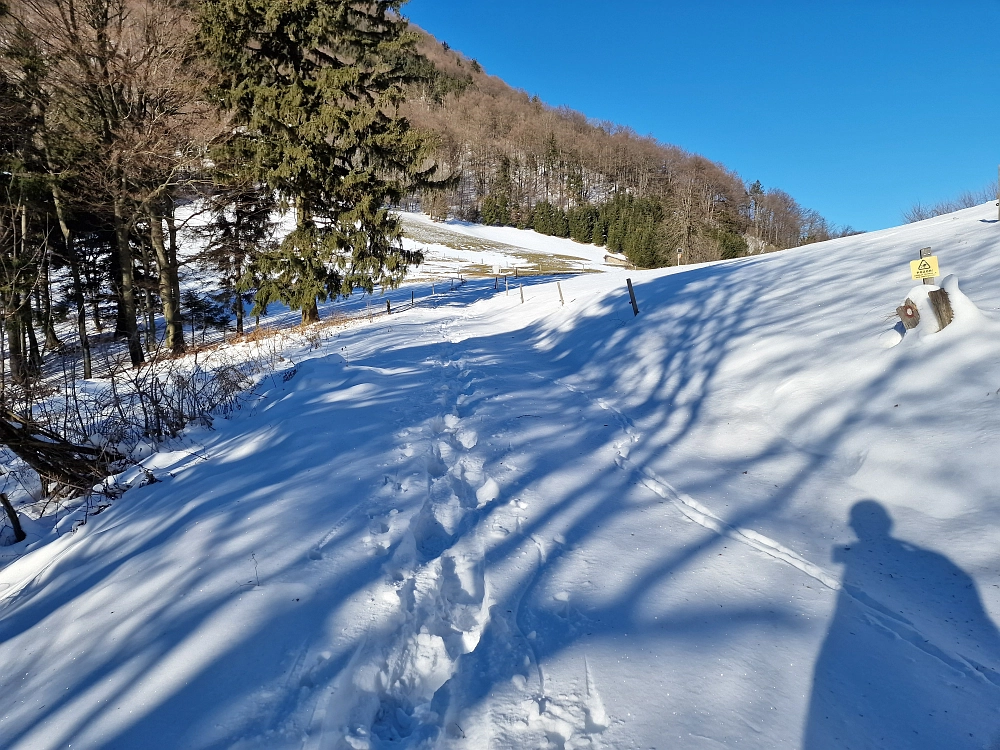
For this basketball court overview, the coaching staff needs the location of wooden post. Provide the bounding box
[558,281,564,306]
[928,288,954,329]
[920,247,934,286]
[495,276,498,290]
[676,248,683,266]
[386,299,391,315]
[520,284,524,303]
[626,278,639,316]
[514,267,518,278]
[411,290,414,305]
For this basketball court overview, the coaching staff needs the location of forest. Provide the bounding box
[401,30,861,267]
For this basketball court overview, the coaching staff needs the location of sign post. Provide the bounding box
[910,247,939,285]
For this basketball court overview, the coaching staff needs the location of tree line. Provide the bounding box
[0,0,437,386]
[0,0,443,504]
[401,31,861,267]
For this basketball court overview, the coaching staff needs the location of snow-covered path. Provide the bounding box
[3,206,1000,748]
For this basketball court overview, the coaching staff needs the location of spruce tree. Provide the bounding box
[199,0,437,323]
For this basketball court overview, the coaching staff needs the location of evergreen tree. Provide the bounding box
[481,193,509,226]
[197,157,278,335]
[481,155,513,226]
[568,204,598,244]
[532,200,568,237]
[199,0,438,323]
[597,193,668,267]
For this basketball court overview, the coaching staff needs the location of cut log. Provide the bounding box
[928,288,954,330]
[896,298,920,329]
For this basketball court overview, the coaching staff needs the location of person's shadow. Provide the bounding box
[804,500,1000,749]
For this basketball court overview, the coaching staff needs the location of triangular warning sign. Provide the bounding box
[910,254,939,279]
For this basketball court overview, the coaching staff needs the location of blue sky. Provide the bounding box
[403,1,1000,232]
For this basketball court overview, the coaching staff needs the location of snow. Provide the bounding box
[2,204,1000,748]
[399,212,610,267]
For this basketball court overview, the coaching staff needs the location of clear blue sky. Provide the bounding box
[403,0,1000,232]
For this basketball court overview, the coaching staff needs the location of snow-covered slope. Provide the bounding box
[2,205,1000,749]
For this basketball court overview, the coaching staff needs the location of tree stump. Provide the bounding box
[896,290,954,332]
[896,298,919,329]
[928,288,954,330]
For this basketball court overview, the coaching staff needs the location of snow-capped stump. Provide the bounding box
[896,289,953,331]
[896,274,982,334]
[883,275,984,348]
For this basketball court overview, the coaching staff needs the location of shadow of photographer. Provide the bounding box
[804,500,1000,749]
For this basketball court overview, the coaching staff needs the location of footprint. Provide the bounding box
[456,428,478,450]
[476,477,501,507]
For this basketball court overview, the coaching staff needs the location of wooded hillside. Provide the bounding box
[400,29,860,266]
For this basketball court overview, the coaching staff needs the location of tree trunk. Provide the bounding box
[141,249,155,353]
[50,184,92,379]
[235,291,244,335]
[0,492,25,544]
[24,302,42,373]
[86,256,103,334]
[113,196,144,366]
[40,245,60,350]
[165,198,183,336]
[70,258,92,379]
[149,206,184,354]
[296,197,320,325]
[301,298,319,325]
[6,297,26,386]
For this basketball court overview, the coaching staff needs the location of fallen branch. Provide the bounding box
[0,411,123,500]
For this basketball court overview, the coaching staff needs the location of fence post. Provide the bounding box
[920,247,934,286]
[626,278,639,316]
[386,299,391,315]
[411,290,414,305]
[558,282,564,306]
[520,284,524,303]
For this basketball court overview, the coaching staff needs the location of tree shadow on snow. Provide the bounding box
[6,254,1000,748]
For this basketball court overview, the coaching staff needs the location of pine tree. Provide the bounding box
[197,162,278,336]
[199,0,437,324]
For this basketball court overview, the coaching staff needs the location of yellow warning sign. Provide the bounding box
[910,255,940,280]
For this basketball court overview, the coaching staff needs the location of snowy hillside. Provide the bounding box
[2,205,1000,749]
